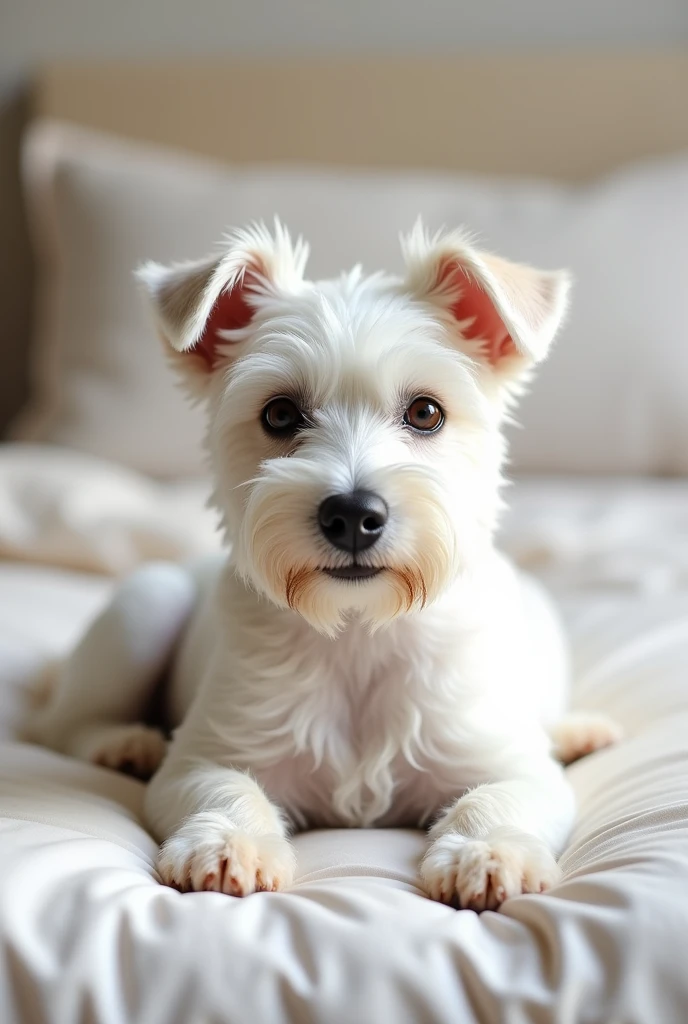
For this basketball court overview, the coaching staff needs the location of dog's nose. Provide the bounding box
[318,491,388,554]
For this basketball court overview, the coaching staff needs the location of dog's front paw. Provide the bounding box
[420,828,560,911]
[158,815,296,895]
[90,723,168,780]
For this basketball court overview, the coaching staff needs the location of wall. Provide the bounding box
[3,0,688,79]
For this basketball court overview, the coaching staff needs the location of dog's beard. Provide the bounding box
[235,462,463,636]
[282,565,429,635]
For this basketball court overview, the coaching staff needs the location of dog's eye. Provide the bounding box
[262,397,304,436]
[403,397,444,433]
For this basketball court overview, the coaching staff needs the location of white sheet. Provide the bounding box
[0,444,220,575]
[1,449,688,1023]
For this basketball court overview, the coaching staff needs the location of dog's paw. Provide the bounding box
[549,712,623,766]
[157,819,296,895]
[90,723,168,780]
[420,829,560,911]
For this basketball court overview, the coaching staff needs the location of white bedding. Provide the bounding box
[1,445,688,1023]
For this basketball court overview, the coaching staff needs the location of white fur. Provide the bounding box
[32,222,590,907]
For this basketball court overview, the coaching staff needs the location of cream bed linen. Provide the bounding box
[0,447,687,1023]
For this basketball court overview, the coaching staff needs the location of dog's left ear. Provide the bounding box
[402,224,571,379]
[136,221,309,394]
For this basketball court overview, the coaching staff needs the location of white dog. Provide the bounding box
[29,221,621,910]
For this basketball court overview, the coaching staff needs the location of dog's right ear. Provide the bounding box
[136,221,309,395]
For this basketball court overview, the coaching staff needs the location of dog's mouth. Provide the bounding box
[322,565,383,581]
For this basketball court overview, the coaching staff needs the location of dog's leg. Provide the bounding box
[146,756,296,895]
[26,563,196,779]
[420,752,575,911]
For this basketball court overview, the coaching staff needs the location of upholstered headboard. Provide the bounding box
[33,53,688,179]
[2,51,688,434]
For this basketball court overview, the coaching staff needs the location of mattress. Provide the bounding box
[1,454,688,1023]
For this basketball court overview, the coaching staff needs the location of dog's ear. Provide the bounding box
[136,221,309,394]
[402,223,570,380]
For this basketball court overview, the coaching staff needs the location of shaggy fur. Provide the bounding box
[29,221,621,909]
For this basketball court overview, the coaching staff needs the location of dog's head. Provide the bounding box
[138,221,569,635]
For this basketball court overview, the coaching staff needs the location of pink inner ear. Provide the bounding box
[194,279,257,370]
[443,263,517,365]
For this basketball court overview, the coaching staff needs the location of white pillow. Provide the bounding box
[15,120,688,476]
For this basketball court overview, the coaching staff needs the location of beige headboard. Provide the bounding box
[33,53,688,179]
[2,51,688,433]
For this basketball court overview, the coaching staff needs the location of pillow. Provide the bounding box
[15,120,688,477]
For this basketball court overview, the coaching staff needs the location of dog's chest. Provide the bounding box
[224,616,485,828]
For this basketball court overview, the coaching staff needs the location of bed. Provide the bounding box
[1,54,688,1023]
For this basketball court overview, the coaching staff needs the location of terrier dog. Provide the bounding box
[30,221,621,910]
